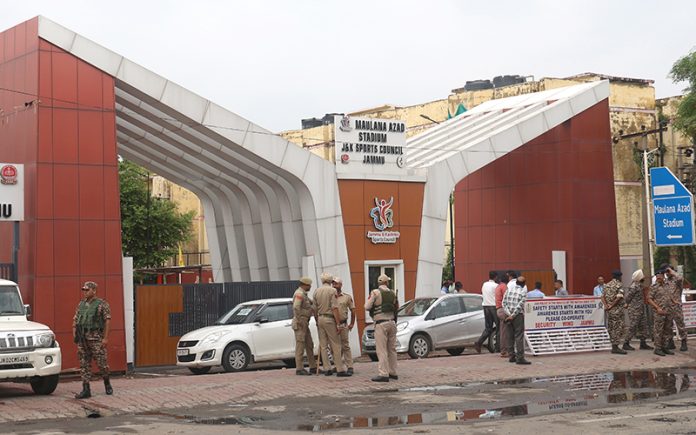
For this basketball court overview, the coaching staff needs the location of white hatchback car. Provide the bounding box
[362,293,486,359]
[176,298,318,374]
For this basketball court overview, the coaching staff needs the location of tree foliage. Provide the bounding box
[670,49,696,142]
[119,160,195,269]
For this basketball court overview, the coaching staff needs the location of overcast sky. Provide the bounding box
[3,1,695,132]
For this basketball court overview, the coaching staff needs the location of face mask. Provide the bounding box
[516,281,525,287]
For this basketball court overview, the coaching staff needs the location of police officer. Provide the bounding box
[333,277,355,375]
[664,265,688,351]
[647,269,675,356]
[602,270,627,354]
[365,274,399,382]
[73,281,112,399]
[624,269,653,350]
[314,272,350,377]
[292,277,317,375]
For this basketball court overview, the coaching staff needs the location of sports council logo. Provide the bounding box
[338,115,352,132]
[369,197,394,231]
[1,165,18,185]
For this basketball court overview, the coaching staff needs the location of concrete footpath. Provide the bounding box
[0,348,694,423]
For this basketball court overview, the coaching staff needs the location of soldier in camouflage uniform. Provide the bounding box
[601,270,627,354]
[623,269,653,351]
[292,277,317,375]
[647,270,675,356]
[73,281,112,399]
[664,266,688,351]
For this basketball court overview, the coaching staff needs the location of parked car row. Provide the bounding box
[176,293,486,374]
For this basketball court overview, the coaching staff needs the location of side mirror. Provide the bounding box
[254,317,269,324]
[24,304,31,317]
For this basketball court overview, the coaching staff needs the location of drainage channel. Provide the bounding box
[165,367,696,431]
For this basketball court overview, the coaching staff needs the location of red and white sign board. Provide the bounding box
[0,163,24,221]
[524,297,606,331]
[682,301,696,328]
[523,297,610,355]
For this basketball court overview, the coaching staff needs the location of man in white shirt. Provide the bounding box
[475,271,499,353]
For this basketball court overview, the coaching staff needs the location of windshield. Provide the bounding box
[215,303,262,325]
[398,298,437,317]
[0,285,24,316]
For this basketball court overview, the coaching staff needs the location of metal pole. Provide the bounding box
[12,221,19,283]
[643,150,655,276]
[449,192,455,281]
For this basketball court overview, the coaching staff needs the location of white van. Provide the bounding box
[0,279,62,394]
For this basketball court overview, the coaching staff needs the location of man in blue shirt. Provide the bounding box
[593,276,605,297]
[527,282,545,299]
[554,280,569,297]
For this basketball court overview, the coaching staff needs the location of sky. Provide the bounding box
[2,0,696,132]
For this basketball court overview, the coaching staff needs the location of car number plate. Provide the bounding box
[177,349,189,356]
[0,355,29,364]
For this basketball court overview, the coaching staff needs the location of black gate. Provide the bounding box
[167,281,297,336]
[0,263,14,281]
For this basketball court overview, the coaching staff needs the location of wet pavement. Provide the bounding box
[121,367,695,432]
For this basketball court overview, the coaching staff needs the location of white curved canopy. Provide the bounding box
[37,16,351,287]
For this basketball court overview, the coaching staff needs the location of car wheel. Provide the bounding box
[408,334,431,359]
[446,347,465,356]
[188,366,212,375]
[222,343,250,372]
[30,374,59,395]
[367,353,378,362]
[282,359,296,368]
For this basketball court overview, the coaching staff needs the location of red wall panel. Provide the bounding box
[454,101,620,295]
[0,19,125,372]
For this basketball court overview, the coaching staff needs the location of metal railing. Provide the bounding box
[0,264,14,281]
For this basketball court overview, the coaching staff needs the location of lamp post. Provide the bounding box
[642,145,660,276]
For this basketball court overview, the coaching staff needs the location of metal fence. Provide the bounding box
[167,281,297,337]
[0,263,14,281]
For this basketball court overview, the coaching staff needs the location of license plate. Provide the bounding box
[0,355,29,364]
[177,349,189,356]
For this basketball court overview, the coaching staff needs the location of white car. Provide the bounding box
[0,279,62,394]
[176,298,319,374]
[362,293,486,359]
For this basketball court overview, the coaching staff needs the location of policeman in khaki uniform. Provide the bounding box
[647,269,676,356]
[332,277,355,375]
[292,277,317,375]
[73,281,112,399]
[365,274,399,382]
[314,272,350,377]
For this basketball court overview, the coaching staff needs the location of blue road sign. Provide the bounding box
[650,167,695,246]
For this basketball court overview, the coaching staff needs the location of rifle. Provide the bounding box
[74,328,86,346]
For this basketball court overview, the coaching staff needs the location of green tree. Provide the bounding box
[670,49,696,142]
[442,245,453,282]
[119,160,195,269]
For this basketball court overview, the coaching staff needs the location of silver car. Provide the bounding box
[362,293,485,359]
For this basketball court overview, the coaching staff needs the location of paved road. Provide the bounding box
[1,346,694,428]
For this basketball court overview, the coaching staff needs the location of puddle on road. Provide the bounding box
[178,367,696,431]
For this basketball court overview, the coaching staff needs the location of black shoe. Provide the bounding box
[323,369,334,376]
[668,339,676,350]
[611,345,627,355]
[308,368,319,374]
[336,371,351,377]
[371,376,389,382]
[474,342,482,354]
[296,369,310,376]
[389,374,399,380]
[508,356,517,363]
[516,359,531,365]
[104,378,113,395]
[664,348,675,355]
[680,339,688,352]
[654,348,666,356]
[640,340,654,350]
[622,342,635,351]
[347,367,354,375]
[75,383,91,399]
